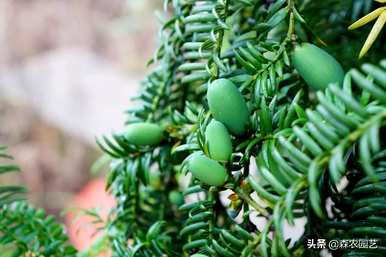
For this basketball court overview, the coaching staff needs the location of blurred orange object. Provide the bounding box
[65,178,115,256]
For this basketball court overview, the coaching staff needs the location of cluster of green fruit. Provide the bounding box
[123,43,344,188]
[187,43,344,187]
[187,78,249,186]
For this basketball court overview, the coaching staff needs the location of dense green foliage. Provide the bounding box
[0,0,385,257]
[97,0,386,256]
[0,202,77,257]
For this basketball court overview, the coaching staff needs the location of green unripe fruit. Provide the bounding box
[205,120,232,161]
[168,190,184,206]
[292,43,344,90]
[125,122,163,146]
[188,153,228,186]
[207,79,249,135]
[191,254,209,257]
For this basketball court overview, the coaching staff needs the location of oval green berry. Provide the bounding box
[207,79,249,135]
[125,122,163,146]
[191,254,209,257]
[188,153,228,186]
[205,120,232,161]
[292,43,344,90]
[168,190,184,206]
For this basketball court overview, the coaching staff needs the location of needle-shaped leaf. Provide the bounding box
[348,7,385,30]
[359,10,386,58]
